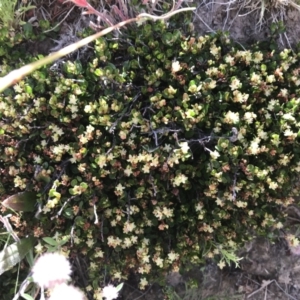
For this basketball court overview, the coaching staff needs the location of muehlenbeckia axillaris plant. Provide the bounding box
[2,0,300,298]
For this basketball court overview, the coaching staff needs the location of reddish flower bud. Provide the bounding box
[69,0,89,7]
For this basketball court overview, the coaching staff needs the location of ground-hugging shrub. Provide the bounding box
[1,17,300,297]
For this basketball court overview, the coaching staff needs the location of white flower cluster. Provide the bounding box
[32,252,72,289]
[31,252,121,300]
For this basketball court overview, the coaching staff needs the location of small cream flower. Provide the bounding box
[32,252,72,288]
[168,251,179,262]
[34,155,42,164]
[123,221,136,233]
[230,78,241,91]
[252,51,263,63]
[139,278,148,290]
[171,61,182,73]
[243,112,257,124]
[210,150,220,160]
[217,260,226,270]
[266,75,275,83]
[224,111,239,124]
[269,182,278,190]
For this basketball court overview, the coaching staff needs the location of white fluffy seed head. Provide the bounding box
[32,252,72,289]
[102,284,120,300]
[48,283,86,300]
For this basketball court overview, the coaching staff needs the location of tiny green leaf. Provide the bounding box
[116,282,124,292]
[42,237,58,246]
[20,293,35,300]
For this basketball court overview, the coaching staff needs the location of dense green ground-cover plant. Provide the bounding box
[1,16,300,297]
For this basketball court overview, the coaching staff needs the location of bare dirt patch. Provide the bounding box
[120,235,300,299]
[193,0,300,50]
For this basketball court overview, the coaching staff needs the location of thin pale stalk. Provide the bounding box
[0,7,195,92]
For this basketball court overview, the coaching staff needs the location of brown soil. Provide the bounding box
[193,0,300,50]
[121,222,300,300]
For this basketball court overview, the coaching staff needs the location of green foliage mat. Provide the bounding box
[1,18,300,295]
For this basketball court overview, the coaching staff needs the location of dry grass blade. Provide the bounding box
[0,214,20,242]
[273,279,298,300]
[246,280,274,299]
[0,7,196,92]
[246,279,298,300]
